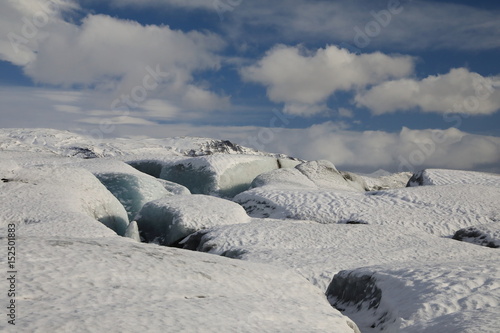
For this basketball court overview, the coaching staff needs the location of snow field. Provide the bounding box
[1,237,359,333]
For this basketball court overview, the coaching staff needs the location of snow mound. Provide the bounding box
[326,258,500,332]
[8,237,358,333]
[251,167,318,189]
[0,163,129,238]
[75,159,174,221]
[251,160,366,192]
[295,160,366,191]
[136,194,251,246]
[234,185,500,236]
[453,223,500,248]
[407,169,500,187]
[182,220,492,291]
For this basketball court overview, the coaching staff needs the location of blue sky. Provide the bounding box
[1,0,500,173]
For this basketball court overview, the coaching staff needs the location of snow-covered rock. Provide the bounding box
[0,163,129,237]
[361,171,412,190]
[234,184,500,236]
[407,169,500,187]
[9,236,359,333]
[182,220,493,291]
[136,195,251,246]
[452,224,500,248]
[326,257,500,332]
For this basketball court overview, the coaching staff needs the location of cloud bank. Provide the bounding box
[355,68,500,115]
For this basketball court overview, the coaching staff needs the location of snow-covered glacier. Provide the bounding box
[0,128,499,333]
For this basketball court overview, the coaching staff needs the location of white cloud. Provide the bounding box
[240,44,414,115]
[355,68,500,115]
[237,123,500,174]
[0,0,78,66]
[0,2,230,112]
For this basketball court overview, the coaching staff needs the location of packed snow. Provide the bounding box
[1,128,499,332]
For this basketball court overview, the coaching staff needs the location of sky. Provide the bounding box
[1,0,500,173]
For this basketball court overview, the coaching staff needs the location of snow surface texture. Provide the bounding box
[234,183,500,236]
[181,220,495,291]
[407,168,500,187]
[1,237,358,333]
[136,194,251,246]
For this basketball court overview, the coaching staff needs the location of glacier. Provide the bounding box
[1,128,499,333]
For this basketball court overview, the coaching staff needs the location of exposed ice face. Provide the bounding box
[136,194,250,246]
[75,159,175,221]
[157,155,286,197]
